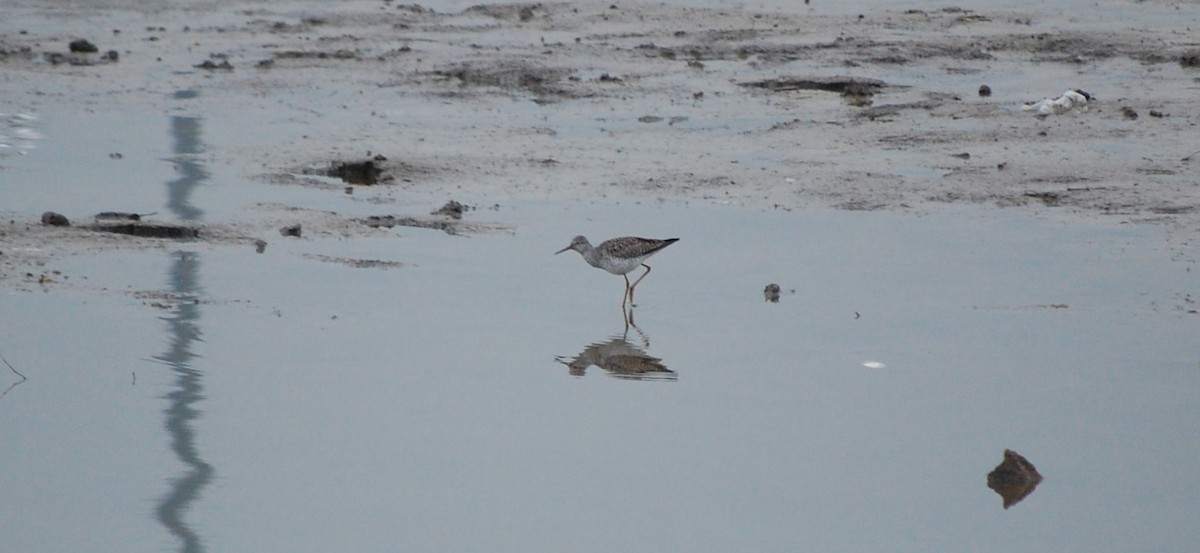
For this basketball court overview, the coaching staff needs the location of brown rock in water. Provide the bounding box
[987,449,1043,509]
[764,283,781,303]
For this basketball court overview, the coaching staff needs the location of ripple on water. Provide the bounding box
[0,112,43,157]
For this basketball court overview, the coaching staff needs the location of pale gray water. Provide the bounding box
[1,101,1197,552]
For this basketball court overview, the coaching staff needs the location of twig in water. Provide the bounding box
[2,352,27,381]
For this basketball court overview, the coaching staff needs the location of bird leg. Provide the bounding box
[622,274,632,309]
[627,264,653,304]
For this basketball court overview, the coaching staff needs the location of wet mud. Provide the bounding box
[1,0,1199,288]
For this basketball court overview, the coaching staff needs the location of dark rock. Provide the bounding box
[41,211,70,226]
[69,39,98,53]
[764,283,781,303]
[195,59,233,70]
[987,449,1043,509]
[432,200,467,219]
[280,224,302,237]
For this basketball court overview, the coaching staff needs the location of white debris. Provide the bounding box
[1022,90,1092,117]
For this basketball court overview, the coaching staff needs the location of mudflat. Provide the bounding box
[2,0,1198,278]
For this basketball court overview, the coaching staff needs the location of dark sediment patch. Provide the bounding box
[87,222,200,239]
[739,76,889,94]
[334,159,384,185]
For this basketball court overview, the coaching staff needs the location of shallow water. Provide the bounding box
[2,99,1198,553]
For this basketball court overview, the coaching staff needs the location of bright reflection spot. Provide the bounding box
[863,361,887,369]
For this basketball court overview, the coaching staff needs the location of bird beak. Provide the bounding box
[555,245,571,254]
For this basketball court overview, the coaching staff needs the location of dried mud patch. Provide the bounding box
[255,155,447,190]
[359,214,512,237]
[253,201,511,238]
[0,215,255,293]
[0,197,508,290]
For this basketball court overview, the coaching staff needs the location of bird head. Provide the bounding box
[555,235,590,255]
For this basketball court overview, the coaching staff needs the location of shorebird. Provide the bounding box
[556,235,679,308]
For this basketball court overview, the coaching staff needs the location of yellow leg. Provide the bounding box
[627,264,652,304]
[622,274,632,308]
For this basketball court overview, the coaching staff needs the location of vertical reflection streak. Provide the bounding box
[155,111,211,553]
[154,252,211,552]
[166,115,206,222]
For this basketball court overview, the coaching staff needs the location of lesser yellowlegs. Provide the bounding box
[556,235,679,307]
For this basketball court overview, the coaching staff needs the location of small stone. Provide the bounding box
[195,59,233,70]
[978,84,991,97]
[41,211,70,226]
[764,283,781,303]
[987,449,1043,509]
[254,239,268,253]
[433,200,467,219]
[279,224,302,237]
[69,39,98,53]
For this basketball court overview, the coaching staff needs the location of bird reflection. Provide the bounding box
[987,449,1043,509]
[555,317,676,381]
[0,354,27,404]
